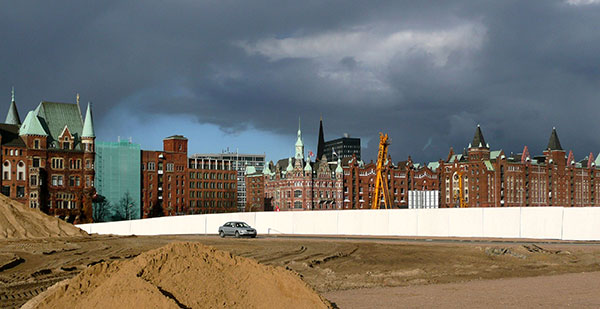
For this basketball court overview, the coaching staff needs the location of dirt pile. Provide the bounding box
[24,242,332,308]
[0,194,87,239]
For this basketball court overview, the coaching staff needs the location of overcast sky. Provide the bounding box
[2,0,600,164]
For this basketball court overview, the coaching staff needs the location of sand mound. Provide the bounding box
[24,242,332,308]
[0,194,87,239]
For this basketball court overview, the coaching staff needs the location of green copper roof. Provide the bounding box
[427,161,440,171]
[304,159,312,172]
[335,158,343,173]
[484,160,495,171]
[263,161,272,175]
[5,100,21,125]
[490,150,503,160]
[20,111,48,136]
[82,102,95,137]
[34,101,84,149]
[286,157,294,172]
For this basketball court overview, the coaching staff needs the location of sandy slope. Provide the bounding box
[0,194,87,239]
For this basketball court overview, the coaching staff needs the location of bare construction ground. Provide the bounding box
[1,235,600,308]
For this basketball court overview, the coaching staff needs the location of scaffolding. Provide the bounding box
[95,140,141,221]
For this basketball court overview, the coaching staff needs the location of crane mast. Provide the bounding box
[371,133,393,209]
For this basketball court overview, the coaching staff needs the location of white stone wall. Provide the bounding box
[77,207,600,241]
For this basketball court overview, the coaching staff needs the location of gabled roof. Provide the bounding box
[547,127,563,151]
[34,101,84,149]
[20,111,48,136]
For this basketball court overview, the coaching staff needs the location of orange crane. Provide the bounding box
[455,170,467,208]
[371,133,393,209]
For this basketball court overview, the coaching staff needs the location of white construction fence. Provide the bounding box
[76,207,600,241]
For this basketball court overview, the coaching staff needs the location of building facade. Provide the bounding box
[1,91,96,223]
[94,140,141,221]
[323,135,361,162]
[140,136,189,217]
[249,118,600,211]
[191,152,265,212]
[187,157,237,214]
[246,122,344,211]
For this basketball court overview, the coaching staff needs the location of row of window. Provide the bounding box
[189,172,236,180]
[189,191,234,199]
[189,181,236,189]
[143,162,182,172]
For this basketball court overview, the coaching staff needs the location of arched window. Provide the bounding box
[3,161,11,180]
[16,161,25,181]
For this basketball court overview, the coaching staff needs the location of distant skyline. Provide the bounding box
[2,1,600,164]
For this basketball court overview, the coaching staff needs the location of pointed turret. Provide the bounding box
[294,117,304,160]
[471,124,488,149]
[335,158,343,174]
[547,127,563,151]
[5,87,21,125]
[263,161,272,175]
[82,102,95,138]
[316,115,325,160]
[304,159,312,172]
[286,157,294,173]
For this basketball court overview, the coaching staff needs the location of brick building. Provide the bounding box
[249,118,600,211]
[140,135,238,218]
[246,121,344,211]
[1,91,96,223]
[187,157,237,214]
[437,126,600,208]
[141,135,188,217]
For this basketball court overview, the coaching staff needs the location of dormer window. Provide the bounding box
[63,141,70,150]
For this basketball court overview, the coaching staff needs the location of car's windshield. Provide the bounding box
[235,223,250,228]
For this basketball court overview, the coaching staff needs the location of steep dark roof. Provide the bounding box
[0,123,26,147]
[471,125,487,148]
[547,127,563,151]
[316,117,325,160]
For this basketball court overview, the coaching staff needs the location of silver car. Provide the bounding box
[218,221,257,238]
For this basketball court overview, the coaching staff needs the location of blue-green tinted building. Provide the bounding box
[94,140,141,221]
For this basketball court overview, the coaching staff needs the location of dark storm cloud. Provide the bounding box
[2,1,600,163]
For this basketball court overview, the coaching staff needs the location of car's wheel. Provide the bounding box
[219,231,224,238]
[235,231,240,238]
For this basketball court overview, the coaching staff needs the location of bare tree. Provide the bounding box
[119,191,137,220]
[92,194,110,222]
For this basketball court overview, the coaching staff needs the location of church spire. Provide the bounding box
[295,117,304,160]
[317,115,325,161]
[5,87,21,125]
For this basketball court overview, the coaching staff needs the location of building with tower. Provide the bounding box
[1,90,96,223]
[246,119,344,211]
